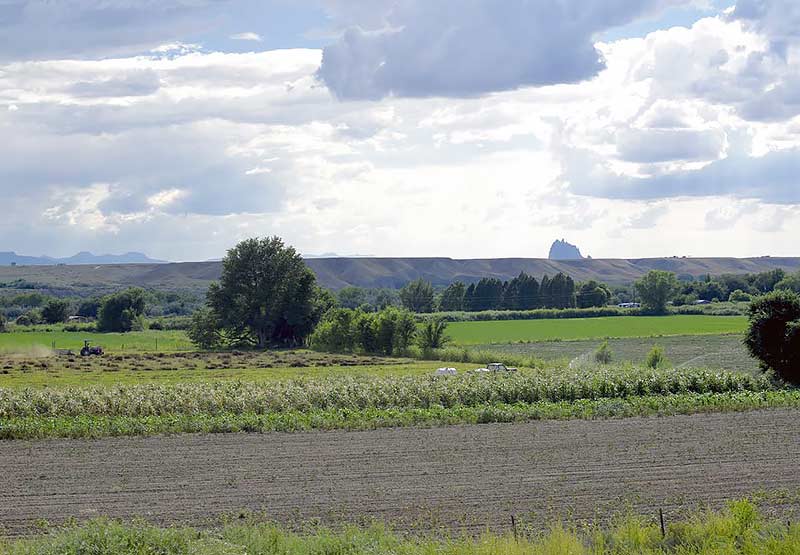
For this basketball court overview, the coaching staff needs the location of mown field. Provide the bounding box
[446,315,748,344]
[482,334,759,374]
[0,351,433,388]
[0,328,190,353]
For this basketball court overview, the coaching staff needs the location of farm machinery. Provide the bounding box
[80,340,104,357]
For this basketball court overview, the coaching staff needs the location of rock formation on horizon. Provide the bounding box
[548,239,584,260]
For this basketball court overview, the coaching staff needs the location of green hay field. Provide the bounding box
[447,315,748,345]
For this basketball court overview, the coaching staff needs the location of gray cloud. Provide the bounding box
[616,128,726,163]
[0,120,287,217]
[0,0,225,61]
[66,70,162,97]
[318,0,690,99]
[568,147,800,204]
[732,0,800,56]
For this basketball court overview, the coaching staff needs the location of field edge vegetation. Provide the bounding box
[2,500,798,555]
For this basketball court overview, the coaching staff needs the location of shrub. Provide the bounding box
[417,319,450,351]
[15,310,41,326]
[594,340,612,364]
[0,312,6,332]
[729,289,752,303]
[187,308,223,350]
[41,299,70,324]
[645,345,669,369]
[97,289,146,333]
[744,290,800,385]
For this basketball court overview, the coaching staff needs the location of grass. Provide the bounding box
[480,334,759,374]
[446,315,748,345]
[0,328,191,353]
[2,501,799,554]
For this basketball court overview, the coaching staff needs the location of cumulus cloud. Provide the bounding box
[318,0,691,99]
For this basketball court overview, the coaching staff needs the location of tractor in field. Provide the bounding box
[80,340,104,357]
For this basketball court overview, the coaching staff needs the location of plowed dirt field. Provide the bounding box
[2,410,799,536]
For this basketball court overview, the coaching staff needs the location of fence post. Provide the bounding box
[660,509,666,538]
[511,515,518,542]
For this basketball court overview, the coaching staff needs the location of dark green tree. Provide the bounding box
[0,312,6,333]
[464,283,476,311]
[97,288,146,332]
[634,271,679,314]
[399,278,435,313]
[744,290,800,385]
[472,278,504,311]
[751,269,786,293]
[77,298,102,318]
[439,281,466,312]
[577,280,611,308]
[337,287,367,309]
[775,271,800,294]
[41,299,69,324]
[207,237,321,348]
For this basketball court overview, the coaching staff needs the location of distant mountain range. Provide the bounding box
[0,251,167,266]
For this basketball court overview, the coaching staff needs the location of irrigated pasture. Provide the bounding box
[446,315,747,345]
[482,334,759,374]
[2,410,799,537]
[0,329,190,353]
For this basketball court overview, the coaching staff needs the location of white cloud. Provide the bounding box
[230,32,263,42]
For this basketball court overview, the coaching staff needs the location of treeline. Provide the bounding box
[673,269,800,304]
[395,273,611,314]
[0,289,203,322]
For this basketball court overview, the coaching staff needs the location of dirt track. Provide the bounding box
[2,410,800,536]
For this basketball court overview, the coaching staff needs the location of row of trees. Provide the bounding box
[7,289,147,331]
[674,269,799,304]
[399,273,611,313]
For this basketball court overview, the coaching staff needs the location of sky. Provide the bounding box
[2,0,799,261]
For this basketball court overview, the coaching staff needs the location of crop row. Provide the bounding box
[0,368,775,418]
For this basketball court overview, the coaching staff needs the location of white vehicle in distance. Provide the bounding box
[433,367,458,376]
[474,362,518,374]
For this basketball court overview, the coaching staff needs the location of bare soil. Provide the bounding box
[2,410,800,537]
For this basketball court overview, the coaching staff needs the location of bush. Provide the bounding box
[594,340,612,364]
[15,310,41,326]
[417,319,450,351]
[744,290,800,385]
[187,308,223,350]
[97,288,146,333]
[729,289,752,303]
[41,299,70,324]
[0,312,5,332]
[310,307,418,356]
[645,345,669,369]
